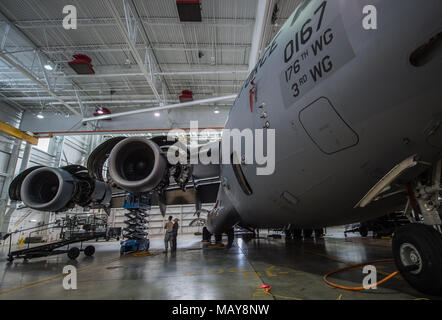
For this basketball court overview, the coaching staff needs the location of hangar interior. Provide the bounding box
[0,0,440,300]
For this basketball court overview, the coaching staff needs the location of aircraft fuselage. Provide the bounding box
[220,0,442,228]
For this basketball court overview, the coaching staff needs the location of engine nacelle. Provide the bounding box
[108,137,168,193]
[21,167,75,212]
[10,166,112,212]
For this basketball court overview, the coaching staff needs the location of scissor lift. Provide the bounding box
[120,193,151,255]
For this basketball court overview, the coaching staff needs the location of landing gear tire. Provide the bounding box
[303,229,313,238]
[292,228,302,239]
[84,245,95,257]
[226,228,234,248]
[215,234,222,243]
[67,247,80,260]
[286,227,302,240]
[392,224,442,296]
[314,228,324,238]
[359,224,369,237]
[202,227,211,242]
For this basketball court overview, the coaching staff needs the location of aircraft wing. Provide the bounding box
[88,136,221,215]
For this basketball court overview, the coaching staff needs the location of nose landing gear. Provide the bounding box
[392,160,442,296]
[202,227,234,248]
[392,223,442,295]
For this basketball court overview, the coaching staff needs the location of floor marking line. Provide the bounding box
[237,242,276,300]
[0,256,121,297]
[253,289,303,301]
[267,292,303,300]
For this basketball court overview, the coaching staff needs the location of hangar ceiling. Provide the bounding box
[0,0,302,132]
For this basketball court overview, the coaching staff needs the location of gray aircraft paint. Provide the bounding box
[209,0,442,231]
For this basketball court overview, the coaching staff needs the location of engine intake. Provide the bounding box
[108,137,167,193]
[11,166,112,212]
[20,167,76,212]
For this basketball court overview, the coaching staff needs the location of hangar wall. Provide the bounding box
[0,107,207,239]
[0,103,92,236]
[0,102,23,235]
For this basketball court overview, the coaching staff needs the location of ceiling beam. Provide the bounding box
[32,43,251,54]
[0,52,81,116]
[0,120,38,145]
[0,9,85,116]
[82,94,237,122]
[0,92,240,103]
[14,17,255,29]
[107,0,162,102]
[59,69,248,79]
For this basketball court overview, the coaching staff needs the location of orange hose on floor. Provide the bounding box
[323,259,400,291]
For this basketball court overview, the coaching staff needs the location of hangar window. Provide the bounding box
[231,152,253,196]
[35,138,50,153]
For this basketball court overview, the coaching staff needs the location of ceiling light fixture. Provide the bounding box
[36,112,44,119]
[154,112,160,117]
[44,64,53,71]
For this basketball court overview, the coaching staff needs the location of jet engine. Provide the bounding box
[108,137,168,193]
[9,165,112,212]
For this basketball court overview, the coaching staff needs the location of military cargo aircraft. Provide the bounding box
[9,0,442,295]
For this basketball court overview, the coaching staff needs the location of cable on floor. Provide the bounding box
[323,258,400,291]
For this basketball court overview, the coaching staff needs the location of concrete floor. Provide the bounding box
[0,227,439,300]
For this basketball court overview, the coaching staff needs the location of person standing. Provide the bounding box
[172,218,179,252]
[164,216,174,253]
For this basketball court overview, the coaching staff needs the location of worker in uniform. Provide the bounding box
[164,216,174,253]
[172,218,179,252]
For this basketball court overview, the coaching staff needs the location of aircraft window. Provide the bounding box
[231,152,253,196]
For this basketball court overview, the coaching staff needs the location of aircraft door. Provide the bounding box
[299,97,359,155]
